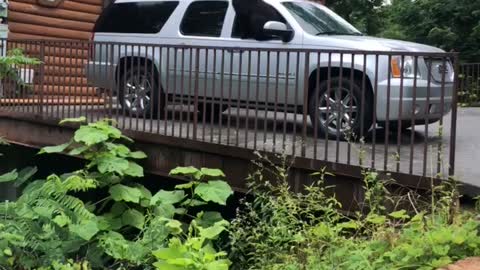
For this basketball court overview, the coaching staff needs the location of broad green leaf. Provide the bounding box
[105,143,130,157]
[68,145,89,156]
[97,155,129,175]
[39,142,71,154]
[110,202,127,217]
[200,168,225,178]
[199,221,229,240]
[154,203,176,219]
[165,219,183,235]
[366,213,387,225]
[129,151,147,159]
[122,209,145,230]
[194,181,233,205]
[181,199,207,207]
[170,166,201,179]
[195,211,224,228]
[389,210,410,220]
[152,262,184,270]
[109,184,143,203]
[69,219,99,241]
[205,260,230,270]
[0,170,18,183]
[14,166,37,187]
[175,182,194,190]
[151,190,186,206]
[124,161,144,177]
[53,214,70,227]
[90,121,122,139]
[74,126,109,146]
[59,116,87,125]
[153,247,185,261]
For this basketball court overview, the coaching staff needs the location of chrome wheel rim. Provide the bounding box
[123,73,152,114]
[318,87,358,135]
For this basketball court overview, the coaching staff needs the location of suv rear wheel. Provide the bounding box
[309,76,372,139]
[118,64,164,117]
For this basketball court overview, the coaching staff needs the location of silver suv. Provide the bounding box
[87,0,454,138]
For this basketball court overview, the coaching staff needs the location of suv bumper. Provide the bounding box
[376,78,453,123]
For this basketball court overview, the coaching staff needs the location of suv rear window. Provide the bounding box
[94,1,179,34]
[180,1,228,37]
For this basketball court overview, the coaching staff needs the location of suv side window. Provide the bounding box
[94,1,179,33]
[180,1,228,37]
[231,6,287,40]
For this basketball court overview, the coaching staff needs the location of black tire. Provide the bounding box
[309,76,373,140]
[118,63,164,117]
[198,103,228,122]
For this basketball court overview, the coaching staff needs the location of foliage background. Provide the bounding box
[326,0,480,62]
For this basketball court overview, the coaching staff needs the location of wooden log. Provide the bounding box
[9,2,98,23]
[8,32,74,41]
[9,22,92,40]
[43,76,88,86]
[70,0,104,7]
[34,85,97,96]
[0,96,105,105]
[13,0,102,14]
[44,65,86,77]
[9,42,90,59]
[44,56,87,68]
[9,11,94,32]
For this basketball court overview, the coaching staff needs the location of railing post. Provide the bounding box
[449,53,459,177]
[38,40,45,117]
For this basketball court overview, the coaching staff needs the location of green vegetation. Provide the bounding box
[0,118,479,269]
[327,0,480,62]
[0,117,233,269]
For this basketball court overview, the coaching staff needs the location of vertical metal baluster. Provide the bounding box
[253,50,260,151]
[313,52,320,160]
[202,49,208,141]
[218,49,225,143]
[409,56,418,175]
[235,49,243,147]
[347,53,354,164]
[283,52,290,152]
[192,48,200,141]
[396,55,405,172]
[292,52,300,156]
[209,48,217,142]
[157,46,163,134]
[324,52,332,161]
[273,51,280,153]
[226,51,233,146]
[449,54,459,177]
[336,53,343,163]
[263,51,270,152]
[372,54,379,169]
[423,57,432,176]
[164,47,171,135]
[149,45,155,133]
[179,47,185,138]
[172,45,178,137]
[384,54,392,171]
[244,50,252,148]
[142,45,149,132]
[437,57,447,175]
[302,52,310,157]
[186,47,192,139]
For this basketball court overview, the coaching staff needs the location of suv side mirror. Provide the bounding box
[263,21,294,42]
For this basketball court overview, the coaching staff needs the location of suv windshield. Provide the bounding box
[282,2,362,36]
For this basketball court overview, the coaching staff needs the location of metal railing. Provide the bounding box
[459,63,480,105]
[0,39,459,180]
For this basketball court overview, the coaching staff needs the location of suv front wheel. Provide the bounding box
[309,77,372,140]
[118,64,164,117]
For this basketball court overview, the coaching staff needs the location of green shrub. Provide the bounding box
[0,117,234,270]
[229,153,480,270]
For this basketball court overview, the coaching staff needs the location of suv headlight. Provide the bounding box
[391,56,421,79]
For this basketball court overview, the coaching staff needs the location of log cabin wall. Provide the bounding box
[7,0,103,101]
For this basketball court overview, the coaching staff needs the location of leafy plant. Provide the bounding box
[0,48,41,96]
[0,117,234,269]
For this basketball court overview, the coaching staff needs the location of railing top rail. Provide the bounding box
[5,38,459,58]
